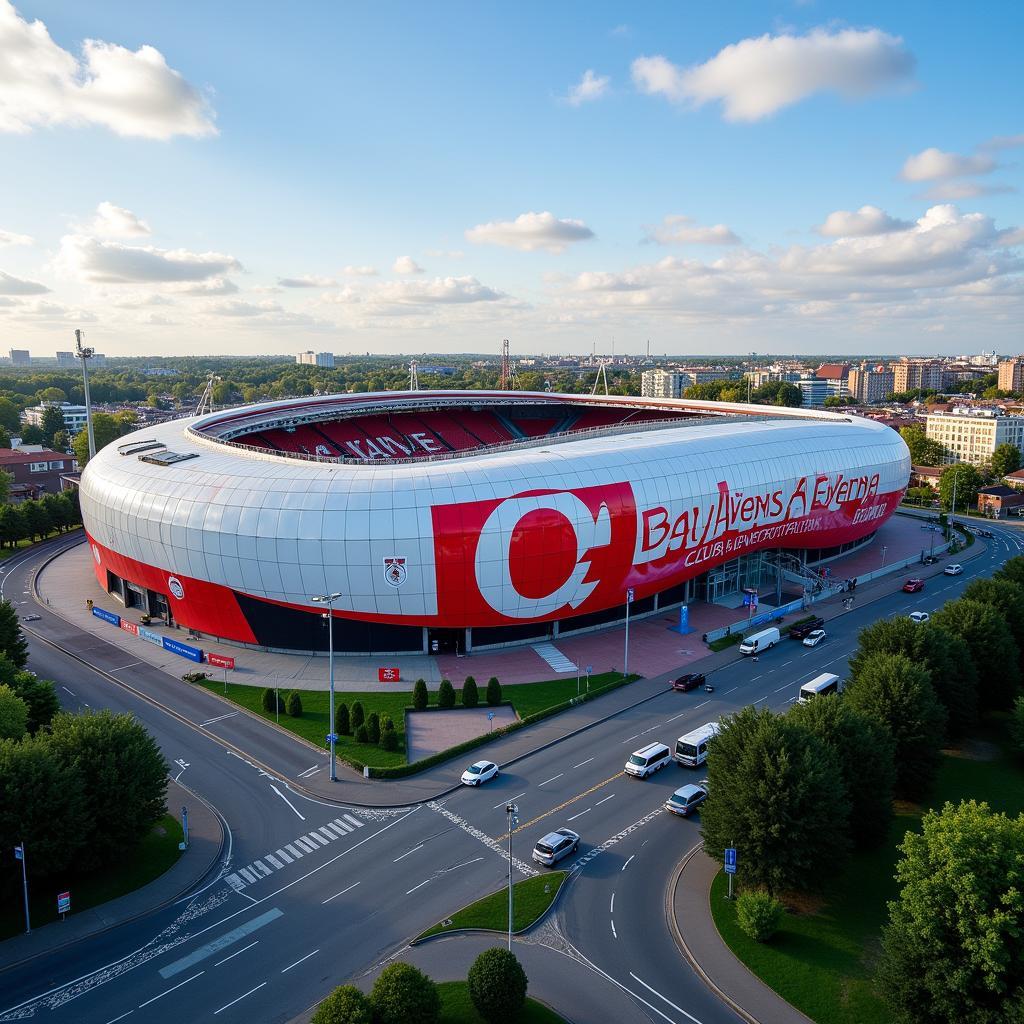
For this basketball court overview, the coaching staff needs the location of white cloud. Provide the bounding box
[57,234,241,283]
[566,70,610,106]
[0,0,216,139]
[343,264,378,276]
[424,249,465,259]
[392,256,423,275]
[86,201,151,237]
[919,181,1016,201]
[375,276,506,305]
[901,147,996,182]
[466,211,595,253]
[208,299,284,317]
[817,205,912,237]
[170,276,238,295]
[0,229,33,247]
[981,133,1024,151]
[632,27,914,120]
[644,214,740,245]
[0,269,49,295]
[278,275,334,288]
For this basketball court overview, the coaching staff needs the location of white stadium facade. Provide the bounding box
[79,391,911,654]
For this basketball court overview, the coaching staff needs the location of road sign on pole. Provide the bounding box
[57,891,71,917]
[725,846,737,899]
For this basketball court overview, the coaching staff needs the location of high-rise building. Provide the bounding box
[9,349,30,366]
[55,351,76,367]
[641,369,689,398]
[925,407,1024,465]
[847,364,894,404]
[296,351,335,368]
[998,358,1024,393]
[893,359,944,394]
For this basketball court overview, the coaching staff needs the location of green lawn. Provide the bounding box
[417,872,567,941]
[195,671,631,769]
[709,720,1024,1024]
[0,813,183,940]
[438,981,566,1023]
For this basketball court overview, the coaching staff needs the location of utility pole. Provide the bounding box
[506,802,519,950]
[75,329,97,461]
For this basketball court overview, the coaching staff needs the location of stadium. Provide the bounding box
[78,391,911,654]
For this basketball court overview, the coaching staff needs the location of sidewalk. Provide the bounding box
[670,846,813,1024]
[0,780,224,973]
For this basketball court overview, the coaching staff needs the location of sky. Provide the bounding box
[0,1,1022,359]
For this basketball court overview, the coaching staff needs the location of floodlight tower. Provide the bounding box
[409,359,419,391]
[75,329,97,461]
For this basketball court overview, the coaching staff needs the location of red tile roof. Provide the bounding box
[0,448,69,465]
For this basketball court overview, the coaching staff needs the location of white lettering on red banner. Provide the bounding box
[378,667,400,682]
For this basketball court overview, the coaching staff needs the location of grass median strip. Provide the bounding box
[437,981,566,1023]
[417,871,567,941]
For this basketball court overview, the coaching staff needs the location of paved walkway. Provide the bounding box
[671,846,814,1024]
[405,705,519,761]
[39,512,931,696]
[0,780,223,972]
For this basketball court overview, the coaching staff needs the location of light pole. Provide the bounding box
[950,470,961,533]
[75,329,97,461]
[311,592,342,782]
[623,587,634,678]
[506,802,519,950]
[880,544,887,568]
[14,842,29,933]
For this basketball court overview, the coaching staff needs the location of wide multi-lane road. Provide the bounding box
[0,524,1019,1024]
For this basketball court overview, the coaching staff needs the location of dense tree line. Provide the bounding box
[0,491,81,547]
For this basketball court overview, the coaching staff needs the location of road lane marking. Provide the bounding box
[596,794,615,806]
[238,868,258,884]
[663,710,690,724]
[495,772,624,840]
[200,712,239,727]
[274,848,293,864]
[723,686,738,694]
[281,949,319,973]
[621,855,634,871]
[610,893,615,913]
[285,842,303,858]
[264,853,283,870]
[693,700,710,709]
[538,773,564,787]
[213,940,258,966]
[342,813,364,828]
[629,971,705,1024]
[493,791,526,809]
[774,683,791,693]
[621,734,640,744]
[571,757,594,769]
[427,801,536,877]
[780,660,792,667]
[322,881,361,904]
[297,765,320,778]
[333,818,354,833]
[611,919,617,939]
[214,982,267,1015]
[61,686,75,696]
[104,1013,134,1024]
[270,784,306,821]
[138,972,204,1008]
[393,844,424,862]
[159,908,283,978]
[566,808,590,822]
[406,878,431,895]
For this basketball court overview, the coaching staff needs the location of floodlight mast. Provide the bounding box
[75,329,97,461]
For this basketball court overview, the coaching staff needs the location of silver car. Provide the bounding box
[531,828,580,867]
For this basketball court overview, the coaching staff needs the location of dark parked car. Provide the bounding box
[789,617,825,640]
[671,672,706,692]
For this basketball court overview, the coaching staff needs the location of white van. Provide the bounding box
[625,741,672,778]
[798,672,842,703]
[739,626,781,656]
[674,722,721,767]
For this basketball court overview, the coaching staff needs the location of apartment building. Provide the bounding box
[998,358,1024,393]
[925,407,1024,465]
[296,351,335,368]
[893,359,944,393]
[847,364,895,404]
[22,402,89,435]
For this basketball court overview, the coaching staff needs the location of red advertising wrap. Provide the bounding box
[378,667,400,682]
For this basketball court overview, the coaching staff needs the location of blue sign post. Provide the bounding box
[724,847,737,899]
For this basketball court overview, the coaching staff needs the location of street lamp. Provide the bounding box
[311,592,342,782]
[74,329,97,461]
[506,802,519,951]
[623,587,634,678]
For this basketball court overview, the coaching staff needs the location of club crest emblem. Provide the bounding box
[383,557,407,588]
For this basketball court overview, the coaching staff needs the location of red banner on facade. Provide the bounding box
[206,652,236,669]
[120,619,139,636]
[378,667,400,682]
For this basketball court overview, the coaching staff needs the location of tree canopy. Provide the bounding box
[938,463,984,513]
[899,425,946,466]
[990,442,1022,479]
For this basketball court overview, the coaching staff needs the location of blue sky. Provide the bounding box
[0,1,1021,357]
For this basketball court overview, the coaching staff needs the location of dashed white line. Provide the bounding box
[406,878,431,895]
[103,1013,133,1024]
[723,686,738,695]
[693,700,710,709]
[493,791,526,809]
[571,757,595,769]
[611,919,618,939]
[61,686,75,696]
[610,893,615,914]
[773,682,791,693]
[780,660,793,667]
[213,940,258,967]
[393,844,424,862]
[621,734,640,744]
[214,982,267,1015]
[566,808,590,822]
[138,972,204,1009]
[281,949,319,973]
[749,676,762,683]
[621,854,635,872]
[538,773,564,787]
[322,881,360,904]
[595,794,616,806]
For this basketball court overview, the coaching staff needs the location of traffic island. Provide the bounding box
[436,981,565,1023]
[415,871,568,942]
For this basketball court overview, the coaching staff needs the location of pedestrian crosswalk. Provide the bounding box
[224,814,365,892]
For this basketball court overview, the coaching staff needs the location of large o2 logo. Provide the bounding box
[473,492,611,619]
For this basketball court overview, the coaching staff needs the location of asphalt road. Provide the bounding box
[0,523,1019,1024]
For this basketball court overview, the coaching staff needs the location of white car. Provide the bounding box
[944,564,963,576]
[460,760,498,786]
[802,629,826,648]
[909,611,931,624]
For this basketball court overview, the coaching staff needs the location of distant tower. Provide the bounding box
[646,339,650,359]
[75,329,97,461]
[195,372,221,416]
[409,359,419,391]
[591,360,610,396]
[500,339,511,390]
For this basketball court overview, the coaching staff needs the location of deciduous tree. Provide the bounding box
[467,947,528,1024]
[989,442,1021,480]
[368,962,440,1024]
[0,600,28,668]
[0,684,28,740]
[311,985,372,1024]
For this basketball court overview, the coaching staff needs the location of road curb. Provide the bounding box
[0,778,226,975]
